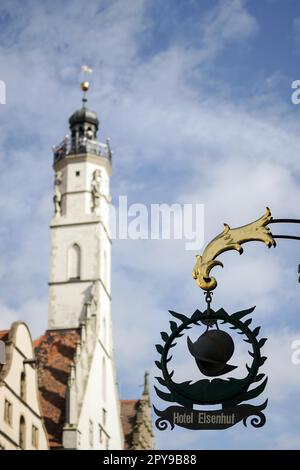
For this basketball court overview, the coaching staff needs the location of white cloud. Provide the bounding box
[0,297,47,339]
[202,0,259,54]
[0,301,19,329]
[265,328,300,402]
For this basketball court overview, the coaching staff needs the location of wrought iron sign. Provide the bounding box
[154,208,300,431]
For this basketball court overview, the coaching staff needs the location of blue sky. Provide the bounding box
[1,0,300,450]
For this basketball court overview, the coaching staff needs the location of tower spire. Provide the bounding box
[143,371,150,396]
[80,65,93,107]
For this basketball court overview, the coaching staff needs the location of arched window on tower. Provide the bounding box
[20,371,26,401]
[102,357,106,401]
[68,244,81,280]
[87,126,94,140]
[19,416,26,449]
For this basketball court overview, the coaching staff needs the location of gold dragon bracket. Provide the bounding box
[192,207,276,291]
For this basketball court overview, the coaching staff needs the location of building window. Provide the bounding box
[4,399,12,426]
[89,419,93,448]
[76,170,80,177]
[68,244,81,280]
[102,357,106,401]
[87,127,94,139]
[20,371,26,401]
[19,416,26,449]
[32,425,39,449]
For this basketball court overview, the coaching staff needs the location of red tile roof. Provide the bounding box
[33,328,149,450]
[120,399,139,449]
[0,330,8,341]
[34,329,80,449]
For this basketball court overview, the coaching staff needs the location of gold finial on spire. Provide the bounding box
[80,65,93,103]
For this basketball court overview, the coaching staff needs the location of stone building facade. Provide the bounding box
[0,323,48,450]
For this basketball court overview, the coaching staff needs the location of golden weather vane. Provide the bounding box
[80,64,93,102]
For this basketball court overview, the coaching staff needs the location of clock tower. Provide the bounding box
[43,74,123,449]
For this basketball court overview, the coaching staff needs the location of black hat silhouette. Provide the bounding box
[187,329,237,377]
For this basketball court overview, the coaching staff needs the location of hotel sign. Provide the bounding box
[154,403,267,430]
[154,306,268,431]
[153,209,300,432]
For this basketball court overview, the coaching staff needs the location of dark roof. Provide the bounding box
[34,329,80,449]
[69,106,99,129]
[120,399,139,450]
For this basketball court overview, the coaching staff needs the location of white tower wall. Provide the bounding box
[48,101,123,449]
